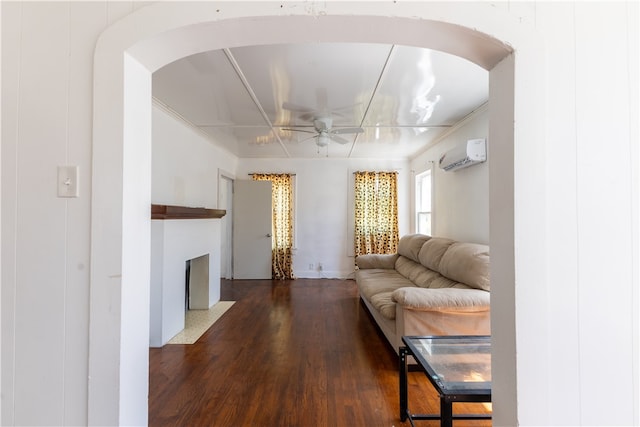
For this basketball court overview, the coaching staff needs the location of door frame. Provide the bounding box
[218,170,235,280]
[89,3,540,425]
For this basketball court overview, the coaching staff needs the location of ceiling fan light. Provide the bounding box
[317,133,330,147]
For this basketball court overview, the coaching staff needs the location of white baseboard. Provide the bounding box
[294,270,355,279]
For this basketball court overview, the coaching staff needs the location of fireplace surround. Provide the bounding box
[149,205,225,347]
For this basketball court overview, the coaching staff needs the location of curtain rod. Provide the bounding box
[352,170,399,174]
[248,173,296,176]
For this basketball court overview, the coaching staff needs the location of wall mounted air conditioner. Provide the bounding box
[438,138,487,172]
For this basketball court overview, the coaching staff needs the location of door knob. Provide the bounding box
[266,233,272,237]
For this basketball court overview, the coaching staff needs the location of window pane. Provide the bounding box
[415,170,432,235]
[417,212,431,235]
[420,176,431,211]
[418,172,431,211]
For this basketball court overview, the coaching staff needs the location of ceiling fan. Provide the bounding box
[282,116,364,147]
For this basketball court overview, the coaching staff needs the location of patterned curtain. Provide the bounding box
[354,171,399,257]
[252,173,295,280]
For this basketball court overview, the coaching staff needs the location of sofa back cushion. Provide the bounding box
[397,234,431,263]
[438,242,490,291]
[395,256,432,286]
[418,237,455,271]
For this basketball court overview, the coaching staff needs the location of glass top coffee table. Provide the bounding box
[399,335,491,427]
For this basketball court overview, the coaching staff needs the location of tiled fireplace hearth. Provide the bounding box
[149,205,225,347]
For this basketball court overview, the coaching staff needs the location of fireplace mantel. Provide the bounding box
[151,204,226,220]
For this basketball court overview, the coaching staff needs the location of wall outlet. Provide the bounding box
[309,263,314,269]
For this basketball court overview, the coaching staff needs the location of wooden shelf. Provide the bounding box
[151,204,226,220]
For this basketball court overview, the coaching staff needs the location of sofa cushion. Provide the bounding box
[395,256,442,288]
[418,237,455,271]
[354,269,414,301]
[438,243,490,291]
[355,253,398,269]
[370,291,397,320]
[426,275,475,290]
[397,234,431,263]
[395,260,477,290]
[407,265,444,289]
[391,287,490,311]
[395,256,428,284]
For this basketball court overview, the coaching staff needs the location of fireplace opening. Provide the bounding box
[185,254,210,311]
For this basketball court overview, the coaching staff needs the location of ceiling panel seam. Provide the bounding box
[223,48,291,158]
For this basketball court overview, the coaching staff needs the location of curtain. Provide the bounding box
[252,173,295,280]
[354,171,399,257]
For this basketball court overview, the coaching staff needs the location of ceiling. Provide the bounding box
[152,43,488,159]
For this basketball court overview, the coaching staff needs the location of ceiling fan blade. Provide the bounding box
[331,102,362,113]
[329,111,347,119]
[331,127,364,135]
[329,134,351,145]
[298,113,316,122]
[298,134,319,144]
[280,128,317,134]
[282,101,315,113]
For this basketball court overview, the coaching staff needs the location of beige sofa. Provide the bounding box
[355,234,490,354]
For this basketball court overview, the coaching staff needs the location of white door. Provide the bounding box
[233,180,272,279]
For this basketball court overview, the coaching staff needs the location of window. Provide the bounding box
[415,169,432,235]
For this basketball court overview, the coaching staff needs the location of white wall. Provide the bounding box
[1,2,149,425]
[540,3,638,424]
[236,157,410,278]
[152,104,238,207]
[1,2,638,426]
[150,104,235,345]
[411,108,489,244]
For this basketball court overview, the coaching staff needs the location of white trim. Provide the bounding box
[90,3,540,425]
[152,97,238,160]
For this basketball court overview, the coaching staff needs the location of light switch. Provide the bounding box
[57,166,79,198]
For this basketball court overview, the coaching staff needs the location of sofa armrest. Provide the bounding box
[355,253,399,269]
[391,287,490,311]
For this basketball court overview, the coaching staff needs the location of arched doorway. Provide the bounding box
[91,3,544,425]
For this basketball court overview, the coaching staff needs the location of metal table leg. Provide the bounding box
[399,346,408,422]
[440,396,453,427]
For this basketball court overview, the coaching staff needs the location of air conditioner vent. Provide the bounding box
[438,139,486,172]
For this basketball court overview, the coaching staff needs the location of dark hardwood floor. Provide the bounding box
[149,278,491,426]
